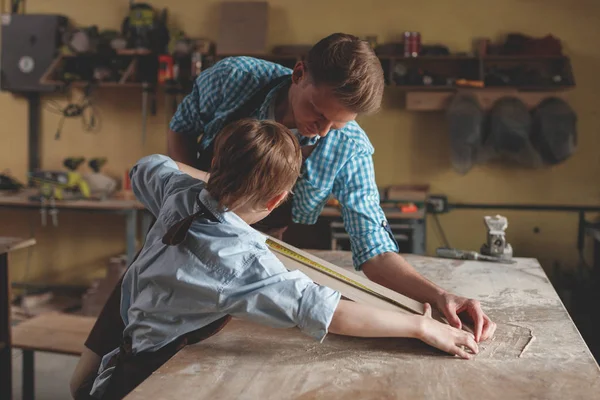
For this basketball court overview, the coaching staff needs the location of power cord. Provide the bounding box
[44,86,101,140]
[432,213,451,249]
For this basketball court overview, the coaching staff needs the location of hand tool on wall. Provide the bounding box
[141,82,150,145]
[436,247,516,264]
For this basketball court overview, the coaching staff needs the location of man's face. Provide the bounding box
[290,63,357,139]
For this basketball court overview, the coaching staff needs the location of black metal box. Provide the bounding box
[1,14,68,93]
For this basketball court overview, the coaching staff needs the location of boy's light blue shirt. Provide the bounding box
[89,154,341,398]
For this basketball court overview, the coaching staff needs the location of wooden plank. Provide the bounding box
[125,251,600,400]
[267,236,424,315]
[0,237,36,255]
[406,90,567,111]
[11,312,95,356]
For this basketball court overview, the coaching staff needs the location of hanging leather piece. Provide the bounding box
[162,211,203,246]
[162,196,220,246]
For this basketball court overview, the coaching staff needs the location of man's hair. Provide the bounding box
[207,119,302,211]
[305,33,385,115]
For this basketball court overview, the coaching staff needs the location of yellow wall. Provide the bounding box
[1,0,599,286]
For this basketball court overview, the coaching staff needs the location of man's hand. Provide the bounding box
[435,292,496,343]
[361,252,497,343]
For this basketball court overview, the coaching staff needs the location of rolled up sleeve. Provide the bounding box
[218,254,341,342]
[332,152,400,269]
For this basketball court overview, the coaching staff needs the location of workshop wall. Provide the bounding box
[1,0,599,286]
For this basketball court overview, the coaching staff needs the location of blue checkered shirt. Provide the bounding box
[169,56,398,268]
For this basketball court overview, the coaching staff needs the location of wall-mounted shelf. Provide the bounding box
[39,47,576,112]
[40,51,155,89]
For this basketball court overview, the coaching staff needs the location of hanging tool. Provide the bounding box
[38,181,58,227]
[436,247,516,264]
[141,82,150,145]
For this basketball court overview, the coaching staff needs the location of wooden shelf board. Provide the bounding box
[406,89,569,111]
[379,55,476,61]
[116,49,152,56]
[41,80,143,88]
[482,55,568,61]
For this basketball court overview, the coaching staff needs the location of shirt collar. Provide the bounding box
[197,188,264,237]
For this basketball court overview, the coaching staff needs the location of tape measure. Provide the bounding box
[266,238,416,313]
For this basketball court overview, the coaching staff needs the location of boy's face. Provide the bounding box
[290,62,357,139]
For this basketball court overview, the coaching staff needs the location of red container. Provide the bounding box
[403,32,421,57]
[158,55,174,84]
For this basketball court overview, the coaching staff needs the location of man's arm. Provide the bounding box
[167,59,239,165]
[332,152,496,343]
[167,129,198,165]
[174,161,210,182]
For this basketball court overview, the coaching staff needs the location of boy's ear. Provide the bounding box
[266,192,288,211]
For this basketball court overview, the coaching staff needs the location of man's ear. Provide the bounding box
[265,191,288,211]
[291,62,305,85]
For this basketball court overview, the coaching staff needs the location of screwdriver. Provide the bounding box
[436,247,515,264]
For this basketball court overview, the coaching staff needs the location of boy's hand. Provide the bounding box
[417,303,479,360]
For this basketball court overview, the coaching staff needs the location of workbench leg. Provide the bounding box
[0,253,12,400]
[22,350,34,400]
[126,210,138,266]
[140,210,154,246]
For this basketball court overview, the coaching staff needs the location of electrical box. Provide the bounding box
[0,13,68,93]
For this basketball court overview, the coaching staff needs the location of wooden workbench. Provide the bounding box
[0,189,151,265]
[0,237,36,400]
[125,250,600,400]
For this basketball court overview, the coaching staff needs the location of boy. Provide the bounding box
[84,119,478,399]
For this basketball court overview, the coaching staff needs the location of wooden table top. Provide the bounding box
[125,250,600,400]
[0,189,144,211]
[0,237,36,255]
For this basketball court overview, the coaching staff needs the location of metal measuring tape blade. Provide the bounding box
[266,238,419,314]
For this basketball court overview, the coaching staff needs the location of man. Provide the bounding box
[167,32,496,342]
[71,32,495,399]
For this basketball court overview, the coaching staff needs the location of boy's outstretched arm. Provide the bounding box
[329,300,479,360]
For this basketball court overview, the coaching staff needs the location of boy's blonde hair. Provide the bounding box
[207,118,302,211]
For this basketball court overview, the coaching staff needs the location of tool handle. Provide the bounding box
[436,247,466,259]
